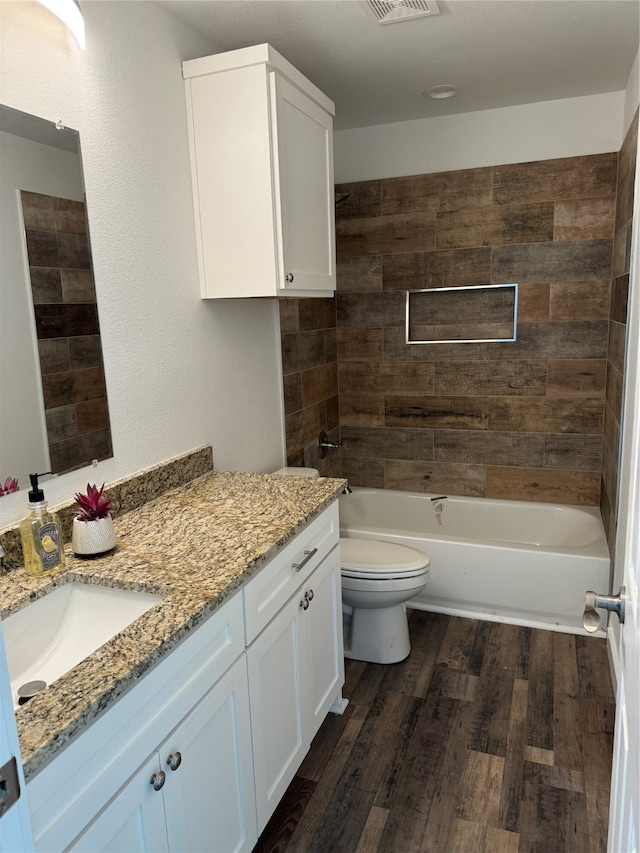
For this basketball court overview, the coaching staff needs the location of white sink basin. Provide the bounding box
[3,583,162,709]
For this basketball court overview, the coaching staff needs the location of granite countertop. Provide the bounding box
[0,470,345,780]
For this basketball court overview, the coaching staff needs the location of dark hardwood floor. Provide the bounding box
[253,610,615,853]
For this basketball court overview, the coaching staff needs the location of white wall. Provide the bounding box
[624,49,640,136]
[334,91,625,183]
[0,131,85,490]
[0,0,286,528]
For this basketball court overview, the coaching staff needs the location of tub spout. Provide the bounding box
[430,495,448,526]
[342,484,353,495]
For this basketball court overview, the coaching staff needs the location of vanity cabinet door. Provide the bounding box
[69,655,256,853]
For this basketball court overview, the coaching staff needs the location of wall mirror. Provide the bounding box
[0,104,113,494]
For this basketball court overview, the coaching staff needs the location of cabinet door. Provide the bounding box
[271,73,335,293]
[68,754,169,853]
[302,546,345,738]
[162,655,257,853]
[247,593,307,832]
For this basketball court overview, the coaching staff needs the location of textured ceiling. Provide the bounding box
[161,0,639,130]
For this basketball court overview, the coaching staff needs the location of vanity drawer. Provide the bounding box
[244,501,339,643]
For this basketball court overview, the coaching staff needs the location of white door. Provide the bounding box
[0,621,33,853]
[607,147,640,853]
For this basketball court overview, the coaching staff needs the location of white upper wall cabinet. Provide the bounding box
[183,44,336,298]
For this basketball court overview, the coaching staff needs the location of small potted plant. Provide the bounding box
[72,483,117,557]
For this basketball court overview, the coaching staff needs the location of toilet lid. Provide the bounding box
[340,538,430,579]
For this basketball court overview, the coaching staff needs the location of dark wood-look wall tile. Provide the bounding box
[336,256,382,292]
[382,167,493,215]
[434,429,545,467]
[615,110,638,233]
[433,360,546,397]
[53,197,88,235]
[33,303,100,339]
[279,298,300,333]
[339,361,433,395]
[488,397,603,434]
[285,401,326,455]
[612,221,630,277]
[549,280,610,321]
[409,285,515,326]
[492,239,613,283]
[324,328,337,363]
[493,154,618,206]
[546,359,606,397]
[45,405,77,442]
[60,269,96,302]
[29,267,63,303]
[335,180,382,220]
[76,397,110,434]
[340,394,385,427]
[337,328,383,361]
[384,325,491,362]
[610,274,629,325]
[25,229,59,266]
[601,406,621,511]
[384,459,486,496]
[298,297,336,331]
[607,320,626,375]
[336,212,436,258]
[301,363,338,408]
[386,395,488,430]
[553,197,616,242]
[381,252,430,290]
[486,466,600,505]
[544,434,603,472]
[436,202,554,250]
[341,426,434,461]
[337,292,405,327]
[57,232,92,269]
[517,282,550,322]
[38,338,70,374]
[605,362,623,423]
[326,395,339,430]
[490,321,608,360]
[68,335,104,370]
[283,376,307,426]
[21,191,55,230]
[441,246,493,286]
[41,366,106,408]
[281,330,326,374]
[342,456,385,488]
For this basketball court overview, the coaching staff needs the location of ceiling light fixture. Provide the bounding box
[36,0,86,49]
[424,84,460,100]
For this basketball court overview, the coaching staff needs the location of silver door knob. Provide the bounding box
[167,751,182,771]
[583,587,626,633]
[150,770,166,791]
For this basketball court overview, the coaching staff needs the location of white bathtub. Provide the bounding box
[338,487,610,635]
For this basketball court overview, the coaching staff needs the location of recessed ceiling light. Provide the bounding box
[424,85,461,100]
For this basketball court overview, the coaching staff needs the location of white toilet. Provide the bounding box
[340,538,430,665]
[273,466,430,666]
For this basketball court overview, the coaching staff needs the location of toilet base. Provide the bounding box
[344,603,411,664]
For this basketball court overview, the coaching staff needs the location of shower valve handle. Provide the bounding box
[583,587,626,633]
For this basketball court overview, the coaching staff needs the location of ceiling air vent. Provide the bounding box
[362,0,440,25]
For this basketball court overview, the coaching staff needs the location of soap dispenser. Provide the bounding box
[19,473,66,577]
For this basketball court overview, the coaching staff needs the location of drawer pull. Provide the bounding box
[292,548,318,573]
[307,589,314,601]
[167,752,182,772]
[150,770,166,791]
[300,597,310,611]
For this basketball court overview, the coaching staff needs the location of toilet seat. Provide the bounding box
[340,538,430,580]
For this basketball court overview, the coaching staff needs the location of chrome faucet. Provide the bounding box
[318,430,342,458]
[430,495,448,526]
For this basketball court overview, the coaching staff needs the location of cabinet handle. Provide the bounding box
[285,273,295,283]
[292,548,318,573]
[150,770,166,791]
[307,589,314,601]
[167,751,182,772]
[300,597,310,611]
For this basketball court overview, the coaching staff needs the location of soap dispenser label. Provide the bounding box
[37,523,62,570]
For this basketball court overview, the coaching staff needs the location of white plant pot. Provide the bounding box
[72,515,117,557]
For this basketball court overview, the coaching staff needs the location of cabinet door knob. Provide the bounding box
[285,273,295,283]
[307,589,314,602]
[150,770,166,791]
[300,598,310,610]
[167,751,182,772]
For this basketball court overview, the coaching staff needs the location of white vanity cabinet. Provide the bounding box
[183,43,336,299]
[244,504,344,832]
[68,656,255,853]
